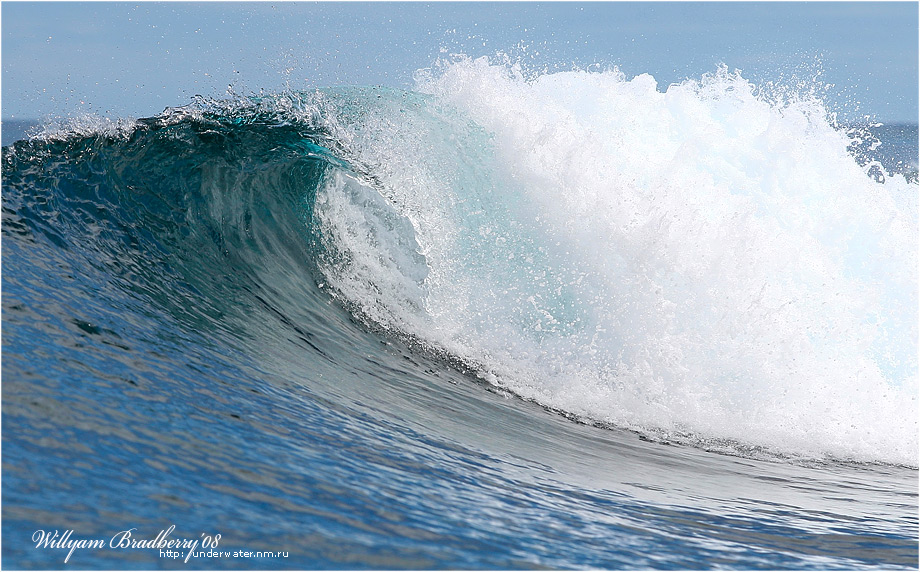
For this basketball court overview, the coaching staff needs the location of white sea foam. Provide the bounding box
[314,57,918,465]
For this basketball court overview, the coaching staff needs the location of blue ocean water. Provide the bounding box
[2,61,918,569]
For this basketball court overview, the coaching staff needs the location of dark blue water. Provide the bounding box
[2,84,917,570]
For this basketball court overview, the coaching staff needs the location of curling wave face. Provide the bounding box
[5,58,917,467]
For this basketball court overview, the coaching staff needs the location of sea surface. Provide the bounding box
[2,59,918,569]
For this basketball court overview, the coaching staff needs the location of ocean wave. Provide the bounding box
[4,58,917,466]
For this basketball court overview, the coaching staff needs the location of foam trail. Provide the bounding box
[313,58,918,465]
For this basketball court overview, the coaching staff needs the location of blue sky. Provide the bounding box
[2,2,918,123]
